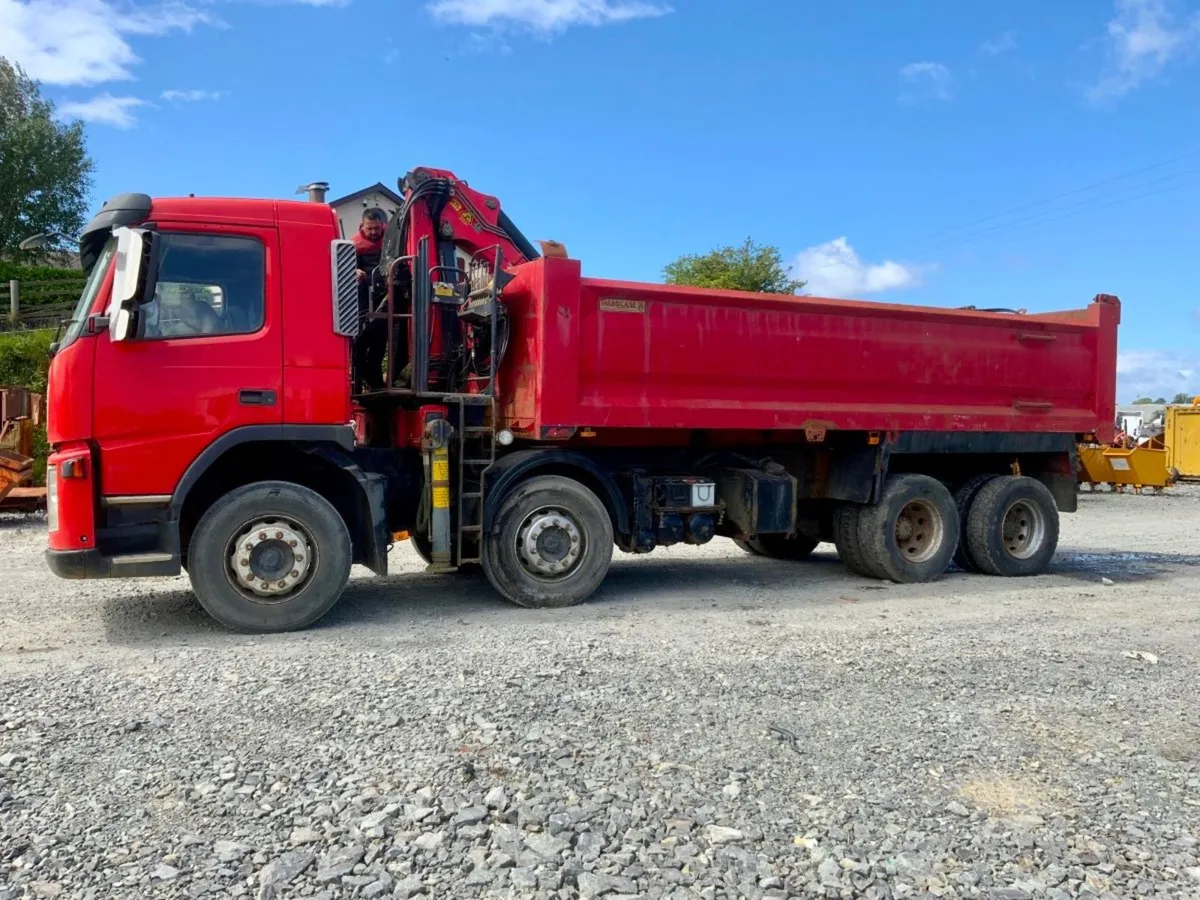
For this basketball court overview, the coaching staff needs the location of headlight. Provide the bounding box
[46,465,58,533]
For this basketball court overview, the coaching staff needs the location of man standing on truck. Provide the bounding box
[352,208,389,391]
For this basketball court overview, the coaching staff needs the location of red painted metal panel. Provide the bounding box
[91,219,284,496]
[46,444,95,550]
[278,203,351,426]
[498,258,1119,443]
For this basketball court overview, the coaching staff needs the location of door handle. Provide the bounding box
[239,389,277,406]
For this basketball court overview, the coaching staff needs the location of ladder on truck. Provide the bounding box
[451,396,496,566]
[445,245,507,568]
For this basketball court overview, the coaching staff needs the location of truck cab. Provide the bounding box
[45,194,384,593]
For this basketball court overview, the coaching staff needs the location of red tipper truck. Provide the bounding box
[40,167,1120,632]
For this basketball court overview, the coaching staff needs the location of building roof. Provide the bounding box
[328,182,404,209]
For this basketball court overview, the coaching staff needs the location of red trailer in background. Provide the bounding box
[39,167,1119,633]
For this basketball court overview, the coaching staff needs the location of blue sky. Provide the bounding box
[3,0,1198,401]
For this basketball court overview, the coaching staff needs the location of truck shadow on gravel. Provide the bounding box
[1048,550,1200,582]
[99,546,1200,646]
[100,552,863,645]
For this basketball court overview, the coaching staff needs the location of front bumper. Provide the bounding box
[45,548,180,579]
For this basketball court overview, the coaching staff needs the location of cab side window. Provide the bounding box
[140,233,265,339]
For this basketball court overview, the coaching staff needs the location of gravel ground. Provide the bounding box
[2,487,1199,900]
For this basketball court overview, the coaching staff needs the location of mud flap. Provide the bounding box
[360,472,391,576]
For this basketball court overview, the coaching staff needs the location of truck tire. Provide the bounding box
[410,534,479,573]
[745,534,821,560]
[482,474,614,608]
[410,534,434,564]
[964,475,1059,577]
[856,475,959,583]
[733,538,766,556]
[952,474,999,573]
[188,481,352,633]
[833,504,874,577]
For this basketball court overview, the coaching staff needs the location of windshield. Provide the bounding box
[58,236,116,351]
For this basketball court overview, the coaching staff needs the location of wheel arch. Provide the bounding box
[484,449,631,541]
[169,425,389,576]
[886,432,1079,513]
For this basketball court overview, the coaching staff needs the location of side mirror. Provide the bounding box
[109,227,152,342]
[19,234,50,251]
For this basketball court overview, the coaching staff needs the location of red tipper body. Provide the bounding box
[497,257,1119,444]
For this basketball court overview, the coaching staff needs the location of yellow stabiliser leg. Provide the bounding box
[422,416,457,574]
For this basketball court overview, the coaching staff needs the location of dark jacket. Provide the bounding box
[352,228,384,313]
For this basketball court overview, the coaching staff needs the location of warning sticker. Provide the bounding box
[433,486,451,507]
[1109,458,1131,471]
[432,459,450,481]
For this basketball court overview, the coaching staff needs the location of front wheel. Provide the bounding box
[188,481,352,633]
[482,475,614,608]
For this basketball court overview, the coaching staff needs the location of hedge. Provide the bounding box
[0,261,86,308]
[0,260,80,281]
[0,329,54,485]
[0,329,55,393]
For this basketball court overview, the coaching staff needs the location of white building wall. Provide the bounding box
[331,190,401,239]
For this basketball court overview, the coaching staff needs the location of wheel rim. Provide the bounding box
[1001,499,1046,560]
[516,506,584,580]
[893,499,943,563]
[226,517,315,603]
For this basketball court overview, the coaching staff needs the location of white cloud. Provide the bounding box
[898,61,954,102]
[1117,350,1200,401]
[0,0,210,86]
[1087,0,1200,102]
[160,88,223,102]
[790,238,930,298]
[58,92,146,128]
[980,31,1017,56]
[425,0,671,33]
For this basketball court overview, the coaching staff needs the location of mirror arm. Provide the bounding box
[141,237,161,313]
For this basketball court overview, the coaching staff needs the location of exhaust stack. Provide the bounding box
[298,181,329,203]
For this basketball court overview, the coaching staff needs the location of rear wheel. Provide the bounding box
[964,476,1059,577]
[833,504,874,577]
[410,533,434,565]
[188,481,352,633]
[410,534,478,573]
[732,538,766,556]
[753,532,820,561]
[482,475,614,608]
[856,474,959,583]
[952,474,999,573]
[747,534,820,560]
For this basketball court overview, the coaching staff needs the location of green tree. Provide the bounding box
[1171,392,1195,404]
[663,237,806,294]
[1133,397,1154,404]
[0,57,94,256]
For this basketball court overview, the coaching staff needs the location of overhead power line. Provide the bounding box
[882,147,1200,255]
[899,167,1200,256]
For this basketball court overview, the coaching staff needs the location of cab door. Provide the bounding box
[91,223,282,497]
